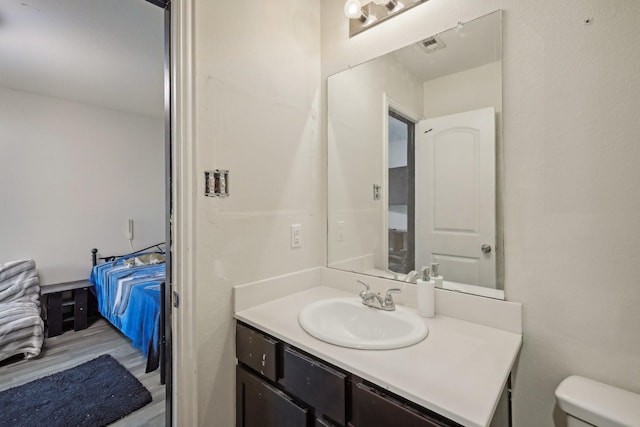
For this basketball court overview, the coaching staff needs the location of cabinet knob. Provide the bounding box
[481,244,492,253]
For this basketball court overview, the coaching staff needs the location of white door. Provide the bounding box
[415,107,496,287]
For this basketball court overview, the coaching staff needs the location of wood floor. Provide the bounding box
[0,319,166,426]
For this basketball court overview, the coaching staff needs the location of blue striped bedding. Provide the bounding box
[89,257,164,362]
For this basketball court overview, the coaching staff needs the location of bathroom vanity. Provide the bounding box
[234,283,521,427]
[237,321,462,426]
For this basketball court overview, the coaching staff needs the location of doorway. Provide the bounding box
[0,0,173,424]
[387,109,415,275]
[157,1,173,425]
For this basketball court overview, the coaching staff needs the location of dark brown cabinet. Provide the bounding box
[280,346,347,425]
[236,365,309,427]
[236,322,279,381]
[351,381,445,427]
[236,322,465,427]
[42,280,91,337]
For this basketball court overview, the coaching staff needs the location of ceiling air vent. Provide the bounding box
[419,36,446,53]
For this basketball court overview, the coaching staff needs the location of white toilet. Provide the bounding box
[555,375,640,427]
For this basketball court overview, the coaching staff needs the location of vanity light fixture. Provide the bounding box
[344,0,427,37]
[372,0,400,12]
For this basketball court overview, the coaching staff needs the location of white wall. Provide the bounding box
[423,61,502,119]
[322,1,640,426]
[191,0,322,424]
[328,54,423,270]
[0,87,165,285]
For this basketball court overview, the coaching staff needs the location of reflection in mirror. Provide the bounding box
[328,11,504,299]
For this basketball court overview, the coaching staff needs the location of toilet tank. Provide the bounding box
[555,376,640,427]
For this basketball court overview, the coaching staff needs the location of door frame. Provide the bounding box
[169,0,198,425]
[382,94,422,274]
[145,0,179,424]
[147,0,191,425]
[161,3,173,425]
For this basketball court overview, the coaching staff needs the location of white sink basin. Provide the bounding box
[298,297,428,350]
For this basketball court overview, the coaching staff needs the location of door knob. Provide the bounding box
[481,244,492,254]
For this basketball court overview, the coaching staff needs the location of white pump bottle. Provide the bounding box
[430,262,443,288]
[416,266,435,317]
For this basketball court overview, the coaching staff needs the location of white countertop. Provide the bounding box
[234,286,522,427]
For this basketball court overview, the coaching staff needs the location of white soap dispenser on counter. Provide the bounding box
[416,266,435,318]
[430,262,443,288]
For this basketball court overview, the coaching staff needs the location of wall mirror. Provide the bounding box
[327,10,504,299]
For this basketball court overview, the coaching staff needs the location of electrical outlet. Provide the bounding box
[128,219,134,240]
[291,224,302,248]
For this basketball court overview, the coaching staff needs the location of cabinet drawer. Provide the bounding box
[280,346,347,425]
[236,323,279,381]
[352,382,459,427]
[315,418,339,427]
[237,366,309,427]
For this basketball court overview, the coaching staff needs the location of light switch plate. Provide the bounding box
[373,184,381,200]
[291,224,302,248]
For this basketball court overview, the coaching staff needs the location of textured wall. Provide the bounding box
[322,1,640,426]
[192,0,322,424]
[0,87,165,285]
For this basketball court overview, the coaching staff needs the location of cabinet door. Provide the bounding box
[352,382,456,427]
[280,346,347,425]
[236,366,309,427]
[236,322,279,381]
[74,288,88,331]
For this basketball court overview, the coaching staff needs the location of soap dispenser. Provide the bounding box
[416,266,435,318]
[430,262,443,288]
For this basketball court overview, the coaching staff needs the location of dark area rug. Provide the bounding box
[0,354,152,427]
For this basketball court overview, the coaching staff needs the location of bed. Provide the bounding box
[88,245,166,376]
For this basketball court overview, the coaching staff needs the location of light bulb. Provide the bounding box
[344,0,363,20]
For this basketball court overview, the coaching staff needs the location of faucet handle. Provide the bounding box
[405,270,417,283]
[384,288,401,305]
[357,279,370,298]
[357,279,370,290]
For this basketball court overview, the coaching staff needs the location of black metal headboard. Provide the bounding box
[91,243,166,266]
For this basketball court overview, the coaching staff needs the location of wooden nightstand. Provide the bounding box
[41,280,93,337]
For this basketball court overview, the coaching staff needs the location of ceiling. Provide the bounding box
[0,0,164,118]
[392,10,502,82]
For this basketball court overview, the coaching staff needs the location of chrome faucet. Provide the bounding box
[357,280,401,311]
[385,269,398,280]
[404,270,417,283]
